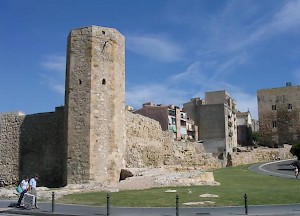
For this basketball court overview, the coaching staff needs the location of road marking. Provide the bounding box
[258,159,296,178]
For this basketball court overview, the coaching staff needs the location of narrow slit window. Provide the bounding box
[102,79,106,85]
[79,79,82,85]
[272,120,277,128]
[288,104,293,110]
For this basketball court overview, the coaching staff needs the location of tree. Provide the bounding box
[251,131,261,145]
[290,143,300,160]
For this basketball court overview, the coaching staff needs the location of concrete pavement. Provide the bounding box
[2,200,300,216]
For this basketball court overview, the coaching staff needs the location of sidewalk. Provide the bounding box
[1,200,300,216]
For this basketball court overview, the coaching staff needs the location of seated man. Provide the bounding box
[17,177,29,207]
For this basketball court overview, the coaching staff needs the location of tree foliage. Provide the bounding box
[251,131,261,143]
[290,143,300,160]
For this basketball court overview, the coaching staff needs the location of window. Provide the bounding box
[272,105,277,110]
[288,104,293,110]
[102,79,106,85]
[272,120,277,128]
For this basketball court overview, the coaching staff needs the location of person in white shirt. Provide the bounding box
[29,174,39,209]
[17,177,29,207]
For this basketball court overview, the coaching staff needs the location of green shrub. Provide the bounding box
[290,142,300,160]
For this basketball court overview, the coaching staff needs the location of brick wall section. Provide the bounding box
[0,113,24,186]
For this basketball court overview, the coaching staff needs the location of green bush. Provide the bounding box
[290,143,300,160]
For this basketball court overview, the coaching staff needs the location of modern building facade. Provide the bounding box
[257,82,300,147]
[183,91,238,160]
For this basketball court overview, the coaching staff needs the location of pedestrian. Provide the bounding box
[28,174,39,209]
[16,177,29,207]
[295,167,299,178]
[290,160,300,179]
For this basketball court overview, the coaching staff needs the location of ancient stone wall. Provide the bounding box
[125,111,167,168]
[125,111,222,170]
[19,107,66,187]
[0,113,24,186]
[231,145,293,166]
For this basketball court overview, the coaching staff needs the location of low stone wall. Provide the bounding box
[231,145,293,166]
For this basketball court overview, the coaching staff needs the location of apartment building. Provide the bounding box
[183,91,238,159]
[257,82,300,147]
[134,102,197,140]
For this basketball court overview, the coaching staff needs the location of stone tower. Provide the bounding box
[65,26,126,184]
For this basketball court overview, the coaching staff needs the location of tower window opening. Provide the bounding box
[79,79,82,85]
[102,79,106,85]
[102,31,105,34]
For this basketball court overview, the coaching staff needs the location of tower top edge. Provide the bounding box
[69,25,123,36]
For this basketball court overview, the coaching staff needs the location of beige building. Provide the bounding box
[257,82,300,147]
[183,91,238,161]
[236,111,253,146]
[134,103,198,140]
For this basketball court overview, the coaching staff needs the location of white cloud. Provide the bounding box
[41,55,66,72]
[272,0,300,32]
[188,1,300,58]
[211,53,248,80]
[126,83,188,110]
[126,34,184,62]
[40,74,65,95]
[40,54,65,94]
[127,60,258,119]
[232,91,258,119]
[169,62,208,84]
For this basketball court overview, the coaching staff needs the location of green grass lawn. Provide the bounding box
[57,165,300,207]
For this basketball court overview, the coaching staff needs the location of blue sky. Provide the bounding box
[1,0,300,119]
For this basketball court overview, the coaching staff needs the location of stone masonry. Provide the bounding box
[125,111,222,170]
[65,26,126,184]
[0,113,24,186]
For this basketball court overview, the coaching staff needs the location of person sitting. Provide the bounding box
[16,177,29,207]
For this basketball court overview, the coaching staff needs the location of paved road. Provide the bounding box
[249,158,299,179]
[2,200,300,216]
[2,159,300,216]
